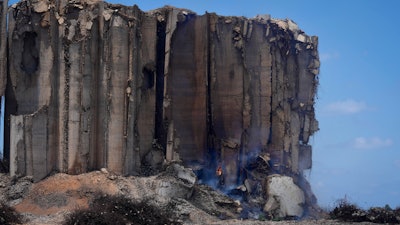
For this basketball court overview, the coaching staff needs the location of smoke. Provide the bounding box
[187,143,277,220]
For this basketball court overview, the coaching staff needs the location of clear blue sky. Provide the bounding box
[6,0,400,209]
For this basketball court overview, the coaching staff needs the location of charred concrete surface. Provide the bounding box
[2,0,319,218]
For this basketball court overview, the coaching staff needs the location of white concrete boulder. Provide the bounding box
[263,175,305,218]
[156,163,197,199]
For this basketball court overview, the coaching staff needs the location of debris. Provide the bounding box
[296,33,307,43]
[103,9,113,21]
[236,184,247,192]
[258,152,271,166]
[221,138,240,149]
[169,163,197,185]
[31,0,49,13]
[100,168,108,174]
[264,175,305,218]
[255,14,271,21]
[287,19,299,32]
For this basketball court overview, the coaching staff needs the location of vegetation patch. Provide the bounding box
[0,202,22,225]
[366,206,399,223]
[64,194,182,225]
[330,198,400,223]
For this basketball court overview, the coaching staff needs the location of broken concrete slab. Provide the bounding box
[157,164,197,199]
[31,0,49,13]
[264,175,305,218]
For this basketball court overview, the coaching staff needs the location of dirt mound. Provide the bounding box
[14,172,119,216]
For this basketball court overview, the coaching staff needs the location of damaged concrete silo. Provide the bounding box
[0,0,8,95]
[2,0,319,218]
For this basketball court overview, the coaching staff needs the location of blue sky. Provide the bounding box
[5,0,400,209]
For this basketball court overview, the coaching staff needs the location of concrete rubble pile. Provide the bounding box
[0,0,320,218]
[0,164,243,224]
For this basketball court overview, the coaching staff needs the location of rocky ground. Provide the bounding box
[0,165,395,225]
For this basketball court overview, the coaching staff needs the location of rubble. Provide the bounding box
[263,175,305,219]
[0,202,22,225]
[0,166,241,224]
[157,164,196,199]
[1,169,394,225]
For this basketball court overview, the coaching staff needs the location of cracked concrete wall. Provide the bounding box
[167,13,319,188]
[4,0,319,189]
[10,107,50,181]
[0,0,8,95]
[6,0,158,180]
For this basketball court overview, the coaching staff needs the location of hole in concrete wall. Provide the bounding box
[20,32,39,75]
[142,63,155,90]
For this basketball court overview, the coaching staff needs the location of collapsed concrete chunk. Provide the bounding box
[169,163,197,185]
[31,0,49,13]
[296,33,307,43]
[255,14,270,22]
[264,175,305,218]
[287,19,299,32]
[157,163,197,199]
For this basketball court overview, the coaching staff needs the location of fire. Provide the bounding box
[216,165,223,176]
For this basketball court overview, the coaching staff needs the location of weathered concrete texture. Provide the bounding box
[5,0,319,205]
[264,175,305,218]
[165,13,319,187]
[10,107,50,182]
[0,0,8,95]
[7,0,159,180]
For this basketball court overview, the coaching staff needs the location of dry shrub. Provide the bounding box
[330,198,400,223]
[64,194,181,225]
[329,198,367,222]
[395,206,400,215]
[366,207,399,224]
[0,202,22,225]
